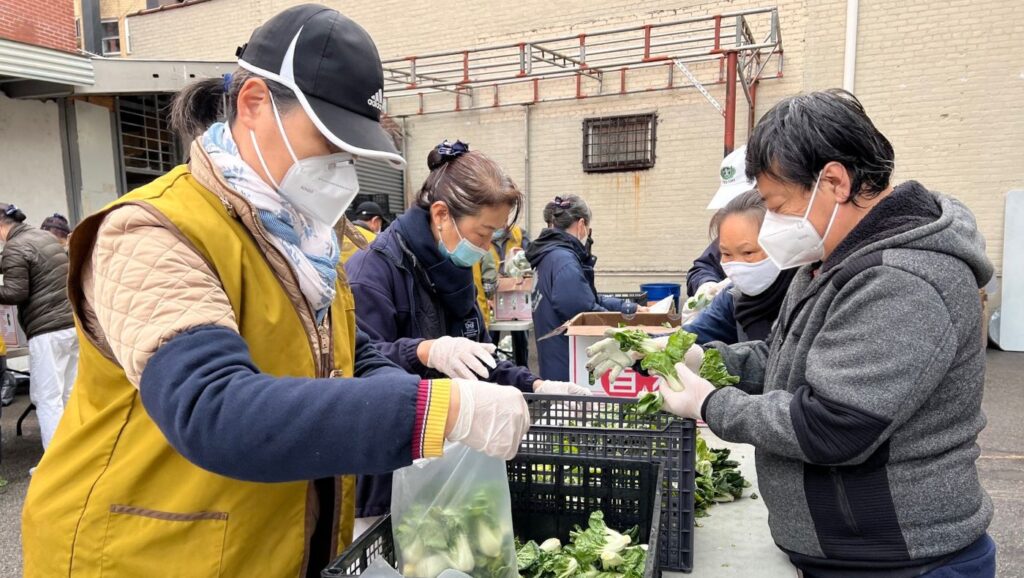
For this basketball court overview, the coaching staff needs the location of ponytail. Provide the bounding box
[169,69,300,143]
[0,203,27,225]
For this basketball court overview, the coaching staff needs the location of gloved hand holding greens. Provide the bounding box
[515,512,648,578]
[610,328,738,415]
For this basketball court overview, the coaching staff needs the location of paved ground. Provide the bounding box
[1,350,1022,577]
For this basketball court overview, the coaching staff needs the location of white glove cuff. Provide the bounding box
[448,379,474,442]
[426,336,452,370]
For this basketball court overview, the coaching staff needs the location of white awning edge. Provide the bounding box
[0,38,94,86]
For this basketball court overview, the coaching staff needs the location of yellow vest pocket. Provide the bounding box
[101,505,228,578]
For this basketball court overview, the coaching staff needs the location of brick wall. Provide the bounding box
[125,0,1024,290]
[0,0,77,53]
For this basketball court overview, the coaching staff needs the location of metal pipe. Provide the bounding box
[523,105,532,233]
[843,0,859,92]
[724,51,738,156]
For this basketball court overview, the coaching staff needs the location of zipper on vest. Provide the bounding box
[318,320,331,379]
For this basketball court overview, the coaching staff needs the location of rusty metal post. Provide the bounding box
[724,51,738,156]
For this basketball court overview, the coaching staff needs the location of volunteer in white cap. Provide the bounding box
[684,146,756,301]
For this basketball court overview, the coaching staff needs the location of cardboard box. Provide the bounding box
[0,304,25,349]
[560,312,681,397]
[494,277,533,321]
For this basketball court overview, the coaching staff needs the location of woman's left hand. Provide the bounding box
[660,362,716,420]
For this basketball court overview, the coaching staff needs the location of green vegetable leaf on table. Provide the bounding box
[515,512,647,578]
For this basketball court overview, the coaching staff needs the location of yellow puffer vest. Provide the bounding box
[473,226,526,326]
[22,166,356,577]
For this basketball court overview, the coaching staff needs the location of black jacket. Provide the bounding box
[686,239,725,296]
[0,223,74,340]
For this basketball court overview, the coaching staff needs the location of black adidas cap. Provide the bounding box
[237,4,404,167]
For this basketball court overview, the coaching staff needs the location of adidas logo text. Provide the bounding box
[367,89,384,111]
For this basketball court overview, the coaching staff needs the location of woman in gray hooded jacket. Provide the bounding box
[591,90,996,577]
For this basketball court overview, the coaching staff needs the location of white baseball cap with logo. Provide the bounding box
[706,145,755,210]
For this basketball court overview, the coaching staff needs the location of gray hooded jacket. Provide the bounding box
[704,182,993,575]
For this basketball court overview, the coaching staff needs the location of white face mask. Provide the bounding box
[721,257,781,297]
[757,172,840,270]
[250,93,360,227]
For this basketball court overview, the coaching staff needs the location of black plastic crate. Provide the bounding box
[598,291,648,305]
[323,455,663,577]
[519,394,696,573]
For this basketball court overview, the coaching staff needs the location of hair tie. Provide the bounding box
[550,196,571,209]
[436,139,469,164]
[4,205,18,217]
[222,73,233,93]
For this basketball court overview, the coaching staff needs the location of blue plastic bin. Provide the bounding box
[640,283,682,309]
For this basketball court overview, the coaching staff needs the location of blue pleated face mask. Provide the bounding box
[438,214,488,268]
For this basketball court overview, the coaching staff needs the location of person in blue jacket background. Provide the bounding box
[526,195,643,381]
[346,140,588,531]
[685,190,797,344]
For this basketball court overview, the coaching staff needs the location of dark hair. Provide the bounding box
[543,195,591,229]
[41,213,72,237]
[415,143,523,222]
[0,203,27,225]
[709,190,765,239]
[169,69,299,142]
[746,89,895,206]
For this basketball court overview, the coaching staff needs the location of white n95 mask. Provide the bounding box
[251,92,360,227]
[721,258,781,296]
[757,172,839,270]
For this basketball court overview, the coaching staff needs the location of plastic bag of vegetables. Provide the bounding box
[391,444,518,578]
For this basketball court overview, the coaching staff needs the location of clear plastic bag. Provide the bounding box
[391,444,517,578]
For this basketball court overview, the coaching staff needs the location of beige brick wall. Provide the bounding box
[125,0,1024,292]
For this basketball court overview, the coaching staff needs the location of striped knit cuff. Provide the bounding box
[412,379,451,460]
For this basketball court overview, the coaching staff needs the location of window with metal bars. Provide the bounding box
[101,19,120,56]
[582,113,656,172]
[117,94,183,193]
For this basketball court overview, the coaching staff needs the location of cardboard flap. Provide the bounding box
[563,312,682,337]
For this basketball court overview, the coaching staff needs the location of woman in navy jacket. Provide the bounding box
[346,141,588,527]
[526,195,640,381]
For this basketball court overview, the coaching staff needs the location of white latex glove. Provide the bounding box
[426,336,497,380]
[682,343,704,373]
[447,378,530,460]
[660,362,717,420]
[586,328,703,382]
[688,279,732,311]
[533,380,593,396]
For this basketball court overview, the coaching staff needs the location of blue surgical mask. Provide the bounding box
[492,229,507,242]
[439,215,488,267]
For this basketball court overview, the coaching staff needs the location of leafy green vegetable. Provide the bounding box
[621,330,740,418]
[394,486,514,578]
[686,294,713,312]
[699,349,741,388]
[694,432,752,518]
[515,512,648,578]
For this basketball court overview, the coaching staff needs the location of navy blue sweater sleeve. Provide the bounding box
[597,295,627,312]
[348,274,427,375]
[686,240,725,296]
[684,290,738,345]
[140,325,422,482]
[352,327,411,378]
[488,360,538,392]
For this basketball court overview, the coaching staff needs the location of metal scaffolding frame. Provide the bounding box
[381,7,783,154]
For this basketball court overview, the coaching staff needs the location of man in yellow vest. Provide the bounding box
[21,6,530,577]
[341,201,387,263]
